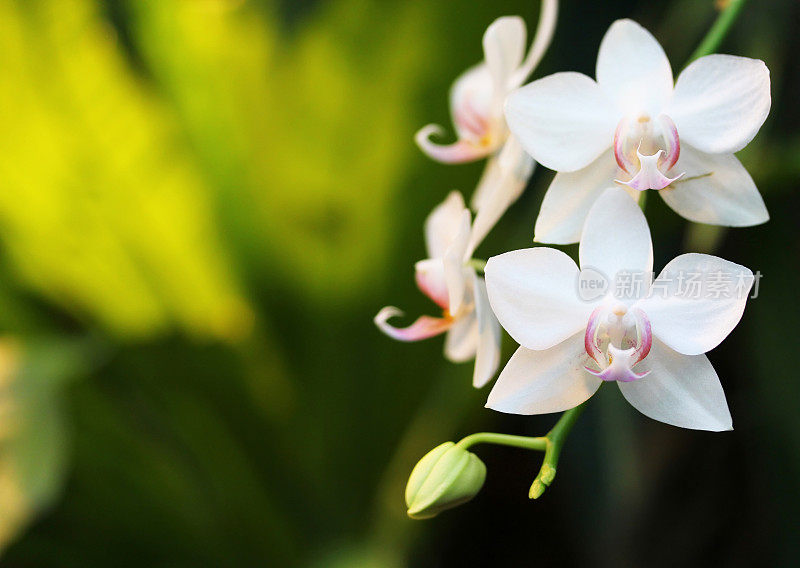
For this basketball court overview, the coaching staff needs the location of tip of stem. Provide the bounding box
[529,480,546,499]
[529,464,556,499]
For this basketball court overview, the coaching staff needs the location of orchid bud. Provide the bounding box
[405,442,486,519]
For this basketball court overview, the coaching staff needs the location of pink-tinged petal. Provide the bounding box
[613,117,637,173]
[425,191,468,259]
[583,306,605,365]
[635,253,753,355]
[444,310,479,363]
[579,187,653,295]
[485,248,592,350]
[415,124,492,164]
[618,339,732,431]
[596,19,673,115]
[617,149,684,191]
[585,344,651,382]
[483,16,526,92]
[415,259,448,310]
[450,64,495,139]
[658,114,680,171]
[659,145,769,227]
[443,210,472,315]
[486,334,602,415]
[505,71,618,172]
[472,274,501,388]
[534,150,619,245]
[666,54,770,154]
[374,306,453,342]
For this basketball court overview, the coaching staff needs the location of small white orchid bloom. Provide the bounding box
[375,192,501,388]
[416,5,557,253]
[505,19,771,244]
[484,187,754,431]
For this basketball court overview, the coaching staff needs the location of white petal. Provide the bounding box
[666,54,770,154]
[467,138,535,255]
[660,145,768,226]
[486,335,601,415]
[450,64,495,140]
[505,72,618,172]
[444,311,478,363]
[636,254,752,355]
[534,150,619,244]
[485,248,592,350]
[618,339,732,431]
[596,19,673,115]
[472,275,502,388]
[579,187,653,292]
[443,211,471,315]
[483,16,526,92]
[425,191,467,259]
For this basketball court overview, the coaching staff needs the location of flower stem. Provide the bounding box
[687,0,748,63]
[455,400,588,499]
[455,432,547,452]
[529,401,587,499]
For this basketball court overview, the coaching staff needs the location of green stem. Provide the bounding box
[468,258,487,274]
[529,401,587,499]
[456,432,547,452]
[687,0,748,63]
[454,400,588,500]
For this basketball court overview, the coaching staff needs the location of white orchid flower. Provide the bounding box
[375,192,501,388]
[416,5,557,253]
[505,19,771,244]
[484,187,754,431]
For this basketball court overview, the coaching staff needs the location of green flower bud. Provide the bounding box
[405,441,486,519]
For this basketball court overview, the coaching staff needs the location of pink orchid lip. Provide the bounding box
[613,113,684,191]
[584,307,652,382]
[374,306,453,342]
[415,125,494,164]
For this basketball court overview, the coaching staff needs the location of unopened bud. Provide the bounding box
[405,442,486,519]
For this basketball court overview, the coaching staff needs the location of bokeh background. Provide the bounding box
[0,0,797,566]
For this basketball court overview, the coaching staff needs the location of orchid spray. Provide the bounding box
[376,0,768,518]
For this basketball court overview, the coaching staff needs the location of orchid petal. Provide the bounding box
[617,149,684,191]
[596,19,673,115]
[618,339,732,431]
[450,64,495,140]
[483,16,526,92]
[444,310,479,363]
[659,145,769,226]
[579,187,653,295]
[443,211,472,315]
[485,248,592,350]
[472,274,501,388]
[534,150,619,244]
[486,334,602,415]
[635,254,753,355]
[510,0,559,88]
[374,307,453,341]
[425,191,468,259]
[415,259,449,310]
[666,54,771,154]
[415,124,493,164]
[467,137,535,255]
[505,71,618,172]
